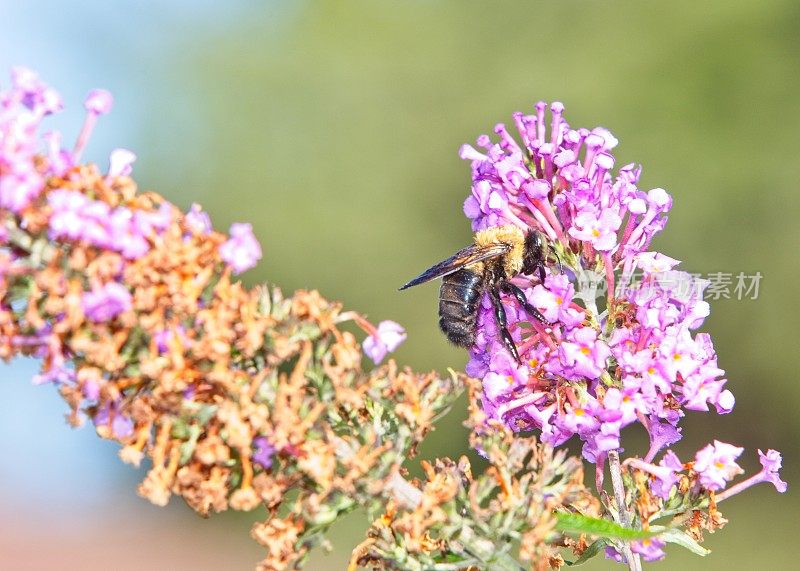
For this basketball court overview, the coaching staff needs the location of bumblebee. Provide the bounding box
[400,225,555,363]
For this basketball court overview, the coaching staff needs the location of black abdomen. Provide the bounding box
[438,268,483,347]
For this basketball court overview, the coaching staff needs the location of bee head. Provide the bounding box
[521,230,546,275]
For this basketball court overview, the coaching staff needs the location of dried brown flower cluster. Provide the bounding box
[0,162,465,570]
[353,378,599,571]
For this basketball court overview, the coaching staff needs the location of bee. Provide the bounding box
[400,225,556,363]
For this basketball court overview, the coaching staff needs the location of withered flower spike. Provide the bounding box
[1,143,467,568]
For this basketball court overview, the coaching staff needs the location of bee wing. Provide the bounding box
[399,242,511,290]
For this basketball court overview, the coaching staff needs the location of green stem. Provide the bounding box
[608,450,643,571]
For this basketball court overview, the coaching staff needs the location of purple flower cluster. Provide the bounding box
[82,282,133,323]
[0,67,260,272]
[627,443,786,508]
[604,445,785,565]
[48,188,172,259]
[458,102,778,476]
[0,67,61,213]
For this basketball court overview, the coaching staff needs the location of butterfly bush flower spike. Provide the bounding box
[457,100,786,567]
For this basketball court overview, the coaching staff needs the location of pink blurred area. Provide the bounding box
[0,510,261,570]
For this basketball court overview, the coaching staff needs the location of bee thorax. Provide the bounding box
[474,224,525,277]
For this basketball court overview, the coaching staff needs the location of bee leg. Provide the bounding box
[501,282,548,325]
[488,288,521,364]
[538,264,546,283]
[550,250,563,274]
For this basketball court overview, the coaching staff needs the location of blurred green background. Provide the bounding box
[1,0,797,568]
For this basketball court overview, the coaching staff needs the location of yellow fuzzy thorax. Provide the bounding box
[473,224,525,276]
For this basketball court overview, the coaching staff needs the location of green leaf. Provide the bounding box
[651,527,710,556]
[171,418,190,439]
[555,513,655,541]
[196,403,218,426]
[179,424,202,464]
[566,538,609,566]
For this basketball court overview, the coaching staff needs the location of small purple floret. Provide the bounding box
[252,436,276,469]
[84,89,114,115]
[82,282,133,323]
[219,222,262,274]
[758,449,787,493]
[185,203,213,235]
[632,538,666,562]
[694,440,744,491]
[363,320,407,364]
[108,148,136,177]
